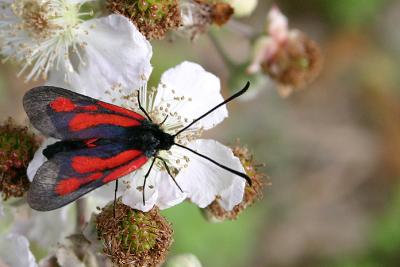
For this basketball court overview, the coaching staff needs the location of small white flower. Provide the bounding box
[11,203,71,247]
[0,0,151,83]
[0,233,37,267]
[29,59,246,212]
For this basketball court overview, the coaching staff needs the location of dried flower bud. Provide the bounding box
[202,143,266,222]
[0,118,38,200]
[107,0,182,40]
[179,0,233,40]
[248,6,322,97]
[96,200,173,266]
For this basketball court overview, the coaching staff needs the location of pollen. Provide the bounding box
[16,0,53,39]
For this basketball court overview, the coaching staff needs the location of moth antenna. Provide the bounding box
[173,142,252,186]
[137,90,153,122]
[173,81,250,137]
[142,157,156,206]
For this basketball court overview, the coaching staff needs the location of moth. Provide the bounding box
[23,83,251,211]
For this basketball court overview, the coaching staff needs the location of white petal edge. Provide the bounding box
[0,234,37,267]
[27,138,58,182]
[175,139,246,210]
[155,61,227,130]
[47,14,153,106]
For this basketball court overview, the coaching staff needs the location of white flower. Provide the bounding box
[11,203,71,247]
[0,233,37,267]
[29,60,246,212]
[0,0,151,83]
[226,0,258,17]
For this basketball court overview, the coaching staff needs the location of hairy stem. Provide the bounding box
[76,198,88,232]
[208,31,236,69]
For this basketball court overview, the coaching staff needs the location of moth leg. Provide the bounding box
[142,157,157,206]
[159,115,169,127]
[137,90,153,122]
[156,156,183,193]
[113,180,118,218]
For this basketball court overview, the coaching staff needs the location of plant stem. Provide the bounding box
[227,19,259,40]
[208,31,236,70]
[76,198,88,232]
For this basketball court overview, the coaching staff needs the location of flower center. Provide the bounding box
[13,0,52,39]
[12,0,84,40]
[105,82,204,174]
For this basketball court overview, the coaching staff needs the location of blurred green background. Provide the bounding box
[2,0,400,266]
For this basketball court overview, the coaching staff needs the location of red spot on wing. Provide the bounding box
[84,138,98,148]
[72,150,142,173]
[69,114,140,132]
[103,156,148,183]
[50,97,75,112]
[97,102,145,120]
[55,172,102,196]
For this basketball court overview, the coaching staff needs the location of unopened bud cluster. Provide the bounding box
[107,0,182,39]
[0,118,38,200]
[96,200,173,266]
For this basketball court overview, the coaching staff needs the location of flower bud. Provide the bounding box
[248,6,322,97]
[96,200,173,266]
[0,118,38,200]
[226,0,258,17]
[179,0,234,40]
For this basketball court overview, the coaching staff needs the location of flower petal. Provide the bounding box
[267,6,288,43]
[0,234,37,267]
[122,166,159,212]
[47,14,153,106]
[175,139,246,210]
[12,205,72,247]
[155,61,227,130]
[27,138,58,182]
[55,246,86,267]
[122,162,187,211]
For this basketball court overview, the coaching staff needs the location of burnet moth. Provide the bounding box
[23,82,251,211]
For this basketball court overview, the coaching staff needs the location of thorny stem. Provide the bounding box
[76,198,88,232]
[208,31,236,70]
